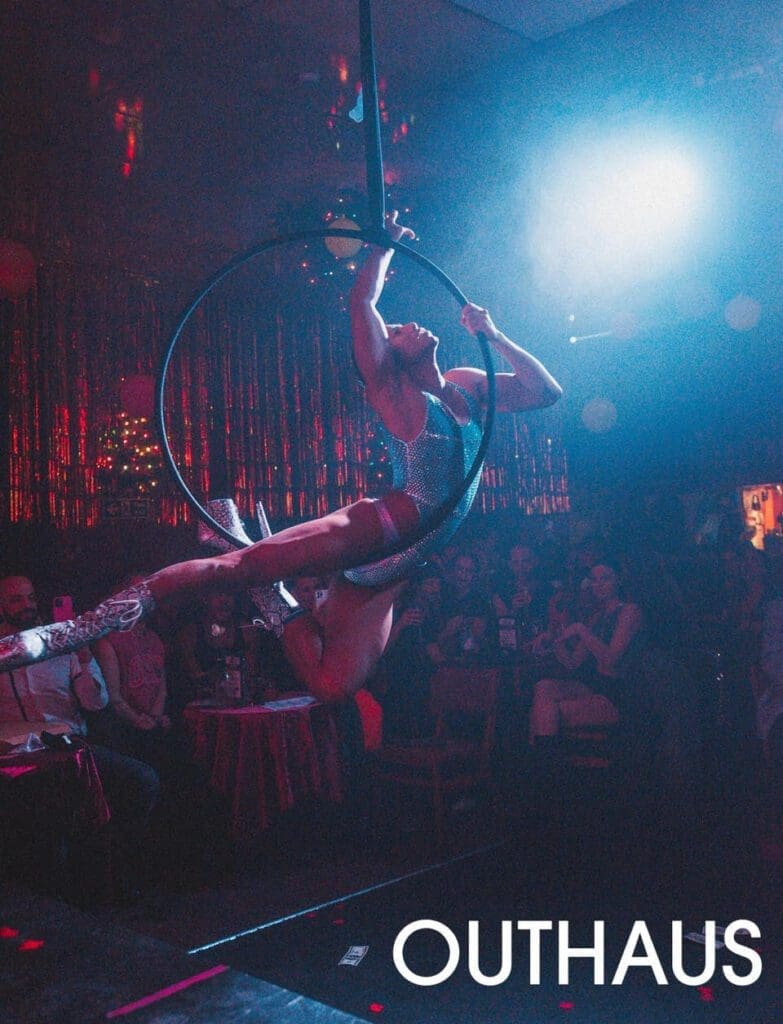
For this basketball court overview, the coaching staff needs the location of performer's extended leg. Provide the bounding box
[280,576,407,702]
[149,492,417,602]
[0,493,419,675]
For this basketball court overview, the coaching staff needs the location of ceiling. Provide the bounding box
[451,0,634,40]
[1,0,643,259]
[4,1,641,167]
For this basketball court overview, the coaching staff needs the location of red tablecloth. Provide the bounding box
[183,697,342,838]
[0,743,110,832]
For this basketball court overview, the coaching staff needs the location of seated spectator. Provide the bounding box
[386,571,442,655]
[93,575,233,887]
[370,570,443,740]
[173,587,260,704]
[427,552,494,667]
[472,527,501,585]
[529,560,646,747]
[492,542,552,646]
[0,574,159,896]
[719,538,765,642]
[91,574,170,766]
[691,537,764,647]
[0,580,106,745]
[549,535,609,628]
[617,547,689,652]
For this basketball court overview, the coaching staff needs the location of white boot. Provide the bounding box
[197,498,253,551]
[248,500,302,636]
[0,581,155,670]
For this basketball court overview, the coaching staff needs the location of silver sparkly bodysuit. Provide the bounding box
[344,383,483,587]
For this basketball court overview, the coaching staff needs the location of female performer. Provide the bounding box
[0,213,562,701]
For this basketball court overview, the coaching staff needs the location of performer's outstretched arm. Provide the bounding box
[349,211,413,396]
[447,303,562,413]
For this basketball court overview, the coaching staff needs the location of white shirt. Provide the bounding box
[0,653,108,742]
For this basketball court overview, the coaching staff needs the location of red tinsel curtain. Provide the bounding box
[1,257,570,530]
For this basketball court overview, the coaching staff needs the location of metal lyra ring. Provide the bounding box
[156,226,496,557]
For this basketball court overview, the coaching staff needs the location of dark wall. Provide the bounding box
[2,0,781,521]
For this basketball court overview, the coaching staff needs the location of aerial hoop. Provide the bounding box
[156,226,496,555]
[156,0,496,555]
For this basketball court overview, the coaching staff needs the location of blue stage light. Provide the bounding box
[527,132,706,298]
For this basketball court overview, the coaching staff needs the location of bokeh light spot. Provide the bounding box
[325,216,362,258]
[582,397,618,433]
[724,293,761,331]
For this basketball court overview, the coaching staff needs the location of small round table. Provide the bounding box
[183,696,342,838]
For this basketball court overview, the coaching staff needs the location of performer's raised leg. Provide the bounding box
[279,576,406,702]
[150,492,418,603]
[0,494,417,677]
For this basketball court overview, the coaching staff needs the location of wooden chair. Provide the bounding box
[370,666,500,849]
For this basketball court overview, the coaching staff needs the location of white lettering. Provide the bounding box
[611,921,668,985]
[393,920,460,987]
[516,921,554,984]
[722,920,762,986]
[558,920,605,984]
[467,920,513,986]
[670,921,716,985]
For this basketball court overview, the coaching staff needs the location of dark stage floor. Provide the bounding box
[3,780,782,1023]
[180,821,779,1023]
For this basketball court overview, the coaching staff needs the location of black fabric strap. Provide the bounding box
[6,670,30,722]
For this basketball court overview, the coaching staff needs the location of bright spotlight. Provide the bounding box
[527,132,706,297]
[586,152,697,245]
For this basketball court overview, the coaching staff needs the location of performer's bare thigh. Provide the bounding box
[224,490,421,587]
[315,575,408,695]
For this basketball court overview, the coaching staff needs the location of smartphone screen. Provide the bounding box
[52,595,74,622]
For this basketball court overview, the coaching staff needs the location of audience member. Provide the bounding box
[554,535,609,626]
[91,574,170,765]
[172,587,260,705]
[529,560,645,747]
[492,542,552,646]
[0,574,159,895]
[370,570,443,739]
[471,527,501,587]
[0,576,107,743]
[93,574,234,887]
[427,553,494,667]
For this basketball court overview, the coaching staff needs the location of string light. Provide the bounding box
[96,412,164,495]
[6,260,570,527]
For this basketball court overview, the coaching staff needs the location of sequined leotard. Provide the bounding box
[344,382,483,587]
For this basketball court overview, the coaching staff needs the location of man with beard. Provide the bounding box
[0,575,108,739]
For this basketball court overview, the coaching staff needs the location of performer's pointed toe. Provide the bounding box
[198,497,253,551]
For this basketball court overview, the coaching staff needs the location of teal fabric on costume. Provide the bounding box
[344,383,483,587]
